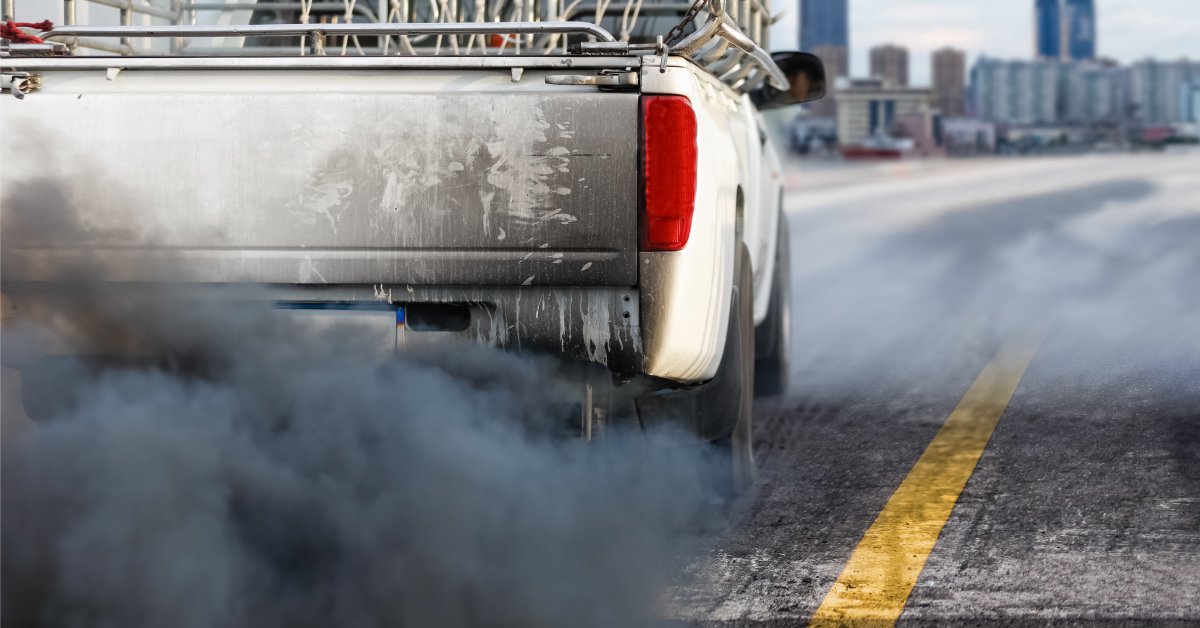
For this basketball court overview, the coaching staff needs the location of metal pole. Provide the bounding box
[45,21,620,42]
[3,0,15,21]
[170,0,182,52]
[120,0,133,51]
[65,0,78,25]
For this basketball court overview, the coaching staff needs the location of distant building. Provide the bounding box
[1059,61,1124,124]
[971,57,1125,127]
[809,44,847,117]
[1035,0,1097,61]
[1035,0,1061,59]
[972,58,1060,125]
[932,47,967,116]
[870,44,909,87]
[800,0,848,52]
[1183,82,1200,123]
[835,79,932,145]
[893,111,944,157]
[1129,59,1200,124]
[1064,0,1097,60]
[812,44,848,81]
[941,118,998,155]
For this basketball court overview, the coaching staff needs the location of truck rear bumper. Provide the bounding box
[0,283,644,376]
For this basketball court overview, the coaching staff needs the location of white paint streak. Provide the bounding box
[579,294,613,366]
[482,100,574,226]
[298,257,328,283]
[556,293,570,353]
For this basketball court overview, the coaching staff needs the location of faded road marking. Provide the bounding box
[808,335,1041,627]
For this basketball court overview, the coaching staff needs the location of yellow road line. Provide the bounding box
[808,335,1041,627]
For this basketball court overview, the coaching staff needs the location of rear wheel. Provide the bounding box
[714,244,757,496]
[755,211,791,397]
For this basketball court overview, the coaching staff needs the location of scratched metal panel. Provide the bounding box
[1,89,638,286]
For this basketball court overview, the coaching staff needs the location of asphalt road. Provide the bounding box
[668,152,1200,625]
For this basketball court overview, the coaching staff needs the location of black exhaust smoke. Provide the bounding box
[1,295,717,628]
[1,178,718,628]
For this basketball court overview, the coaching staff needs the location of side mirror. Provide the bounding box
[753,51,827,110]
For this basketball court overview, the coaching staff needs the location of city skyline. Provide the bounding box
[772,0,1199,87]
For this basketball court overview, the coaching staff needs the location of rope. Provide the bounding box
[340,0,365,55]
[618,0,643,42]
[298,0,313,54]
[591,0,609,29]
[386,0,416,55]
[462,0,484,53]
[438,0,459,54]
[542,0,582,53]
[2,19,53,44]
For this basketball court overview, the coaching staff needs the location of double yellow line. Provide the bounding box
[808,335,1041,627]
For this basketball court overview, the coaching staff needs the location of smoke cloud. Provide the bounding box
[0,179,720,628]
[2,298,720,628]
[782,154,1200,398]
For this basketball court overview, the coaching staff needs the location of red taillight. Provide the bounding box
[640,95,697,252]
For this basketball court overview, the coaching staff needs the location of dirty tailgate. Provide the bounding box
[0,71,639,287]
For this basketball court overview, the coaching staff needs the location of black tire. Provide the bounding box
[754,211,791,397]
[713,244,757,496]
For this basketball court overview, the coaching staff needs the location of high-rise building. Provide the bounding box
[1184,82,1200,124]
[812,44,848,83]
[800,0,848,53]
[809,44,847,117]
[801,0,849,116]
[972,56,1131,127]
[971,58,1060,125]
[1060,62,1124,123]
[1035,0,1061,59]
[870,44,909,87]
[1035,0,1097,60]
[932,47,967,116]
[1064,0,1097,60]
[1130,59,1200,124]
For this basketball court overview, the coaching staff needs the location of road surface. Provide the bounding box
[668,152,1200,625]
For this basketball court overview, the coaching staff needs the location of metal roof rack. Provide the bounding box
[43,21,616,55]
[670,0,786,91]
[6,0,786,93]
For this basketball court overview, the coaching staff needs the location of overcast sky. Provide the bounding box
[770,0,1200,86]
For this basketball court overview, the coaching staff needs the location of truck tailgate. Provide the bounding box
[1,70,639,286]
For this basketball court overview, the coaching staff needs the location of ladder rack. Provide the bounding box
[3,0,786,92]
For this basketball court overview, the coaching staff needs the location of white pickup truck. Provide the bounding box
[0,0,824,491]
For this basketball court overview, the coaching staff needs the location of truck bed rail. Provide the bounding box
[42,21,616,55]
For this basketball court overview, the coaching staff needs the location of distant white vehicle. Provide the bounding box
[1,0,824,492]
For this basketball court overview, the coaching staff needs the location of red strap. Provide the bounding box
[2,20,54,44]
